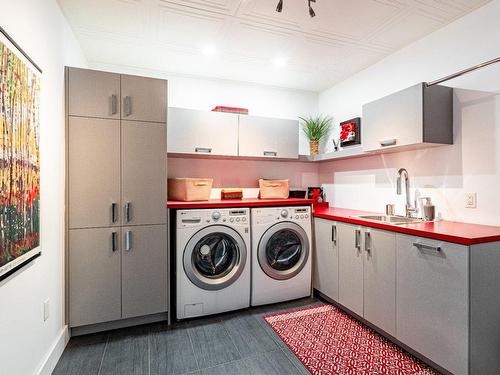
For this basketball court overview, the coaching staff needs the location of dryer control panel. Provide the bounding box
[252,206,311,225]
[177,208,250,228]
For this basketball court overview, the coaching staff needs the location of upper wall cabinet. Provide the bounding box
[239,115,299,159]
[121,75,167,123]
[167,107,239,156]
[362,83,453,152]
[68,68,121,119]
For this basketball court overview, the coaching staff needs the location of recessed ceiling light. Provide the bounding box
[202,45,216,56]
[272,57,287,68]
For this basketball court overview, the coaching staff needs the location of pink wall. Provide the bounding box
[168,156,319,189]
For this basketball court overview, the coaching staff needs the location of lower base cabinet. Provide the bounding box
[69,225,167,328]
[122,225,167,319]
[363,228,396,336]
[396,234,468,375]
[338,223,364,316]
[69,228,122,327]
[313,218,339,301]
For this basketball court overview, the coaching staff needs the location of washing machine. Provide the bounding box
[176,208,250,319]
[251,206,312,306]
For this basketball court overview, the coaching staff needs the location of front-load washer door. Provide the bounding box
[258,222,309,280]
[184,225,247,291]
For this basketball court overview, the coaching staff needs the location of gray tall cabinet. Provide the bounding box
[66,67,168,329]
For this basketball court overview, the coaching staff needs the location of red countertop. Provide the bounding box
[313,206,500,246]
[167,197,314,209]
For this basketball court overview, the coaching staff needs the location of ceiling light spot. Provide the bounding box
[272,57,287,68]
[202,45,216,56]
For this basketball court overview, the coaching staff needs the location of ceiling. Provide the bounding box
[58,0,491,92]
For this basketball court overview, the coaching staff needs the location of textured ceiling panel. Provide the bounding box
[58,0,492,91]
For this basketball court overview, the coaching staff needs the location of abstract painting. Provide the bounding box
[0,28,41,281]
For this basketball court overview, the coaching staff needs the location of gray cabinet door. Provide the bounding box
[337,222,364,316]
[68,117,121,228]
[396,234,468,375]
[121,121,167,225]
[238,115,299,159]
[313,218,339,301]
[67,67,120,119]
[167,107,239,156]
[121,75,167,123]
[122,225,168,319]
[69,228,121,327]
[363,228,396,336]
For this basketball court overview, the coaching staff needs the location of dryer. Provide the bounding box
[251,206,312,306]
[176,208,250,319]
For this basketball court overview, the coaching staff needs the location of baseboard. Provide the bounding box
[71,312,168,336]
[36,325,70,375]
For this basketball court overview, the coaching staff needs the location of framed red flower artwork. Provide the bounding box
[339,117,361,147]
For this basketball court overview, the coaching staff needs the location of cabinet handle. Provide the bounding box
[195,147,212,153]
[331,224,337,245]
[125,231,132,251]
[125,202,131,223]
[111,231,118,252]
[413,242,441,252]
[110,94,118,115]
[263,151,277,157]
[379,138,397,147]
[365,231,371,255]
[111,203,118,223]
[123,96,132,116]
[355,229,361,251]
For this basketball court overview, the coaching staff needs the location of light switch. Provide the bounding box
[465,192,477,208]
[43,299,50,321]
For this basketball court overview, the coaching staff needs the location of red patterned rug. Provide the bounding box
[264,304,440,375]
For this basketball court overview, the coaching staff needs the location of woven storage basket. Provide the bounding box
[259,179,289,199]
[168,178,213,201]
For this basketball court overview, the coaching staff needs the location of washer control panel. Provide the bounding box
[178,208,249,228]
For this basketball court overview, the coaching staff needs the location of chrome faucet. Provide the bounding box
[397,168,417,218]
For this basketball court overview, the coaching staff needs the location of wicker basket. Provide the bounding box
[168,178,213,201]
[259,179,289,199]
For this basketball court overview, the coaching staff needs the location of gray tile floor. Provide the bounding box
[53,298,321,375]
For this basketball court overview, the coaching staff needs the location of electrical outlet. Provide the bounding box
[465,192,477,208]
[43,299,50,322]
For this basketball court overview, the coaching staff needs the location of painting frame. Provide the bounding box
[339,117,361,147]
[0,27,42,282]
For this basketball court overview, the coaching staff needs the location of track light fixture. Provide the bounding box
[308,0,316,18]
[276,0,283,12]
[275,0,317,17]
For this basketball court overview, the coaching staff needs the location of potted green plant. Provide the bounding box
[299,115,333,156]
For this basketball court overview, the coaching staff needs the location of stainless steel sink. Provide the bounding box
[353,215,425,225]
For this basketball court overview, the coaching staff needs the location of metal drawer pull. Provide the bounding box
[123,96,132,116]
[355,229,361,251]
[111,203,118,223]
[111,231,117,252]
[365,231,371,255]
[110,94,118,115]
[125,231,132,251]
[413,242,441,252]
[379,138,397,147]
[195,147,212,153]
[263,151,277,157]
[125,202,131,223]
[331,224,337,245]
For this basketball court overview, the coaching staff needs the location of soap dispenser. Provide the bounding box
[419,197,435,221]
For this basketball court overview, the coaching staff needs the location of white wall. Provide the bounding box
[318,0,500,226]
[90,63,318,155]
[0,1,87,375]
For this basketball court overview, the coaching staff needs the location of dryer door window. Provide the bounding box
[258,222,309,280]
[184,225,247,290]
